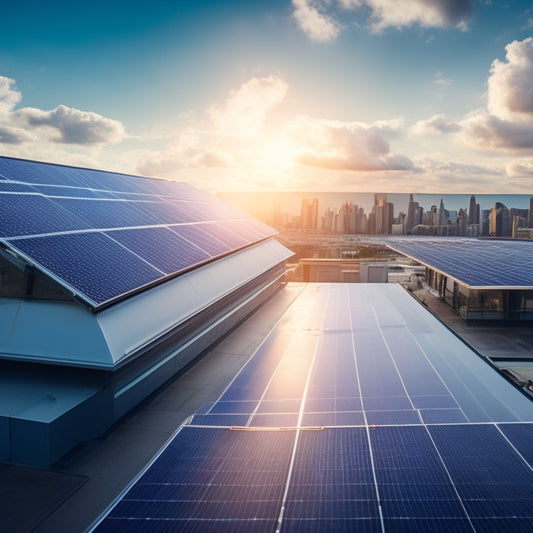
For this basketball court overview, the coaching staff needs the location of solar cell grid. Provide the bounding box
[92,284,533,532]
[105,227,210,275]
[10,232,163,305]
[170,224,231,257]
[386,238,533,287]
[0,156,278,308]
[0,193,90,237]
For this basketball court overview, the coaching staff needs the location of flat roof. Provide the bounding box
[384,237,533,289]
[90,284,533,532]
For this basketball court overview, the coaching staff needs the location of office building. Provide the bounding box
[0,156,292,467]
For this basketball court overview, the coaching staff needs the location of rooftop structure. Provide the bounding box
[385,237,533,321]
[91,283,533,532]
[0,156,292,467]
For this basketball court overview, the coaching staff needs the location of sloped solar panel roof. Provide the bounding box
[92,284,533,532]
[384,237,533,288]
[0,156,276,309]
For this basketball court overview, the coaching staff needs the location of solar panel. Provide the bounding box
[91,284,533,532]
[385,237,533,288]
[10,233,163,305]
[0,156,277,309]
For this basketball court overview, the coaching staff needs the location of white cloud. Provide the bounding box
[288,115,413,171]
[207,76,288,137]
[487,37,533,121]
[411,114,462,135]
[412,38,533,155]
[292,0,341,42]
[0,76,22,116]
[412,154,505,190]
[0,74,127,170]
[357,0,471,32]
[460,110,533,152]
[138,131,235,178]
[0,125,32,144]
[16,104,125,145]
[506,160,533,178]
[139,77,288,180]
[294,1,471,40]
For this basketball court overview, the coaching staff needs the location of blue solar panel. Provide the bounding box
[0,193,89,237]
[302,412,365,426]
[10,233,163,305]
[249,413,299,427]
[419,409,468,424]
[94,426,295,532]
[386,237,533,287]
[52,197,164,228]
[209,401,258,414]
[0,156,277,309]
[200,222,249,249]
[497,423,533,466]
[105,227,210,275]
[170,224,231,257]
[92,285,533,532]
[282,518,382,533]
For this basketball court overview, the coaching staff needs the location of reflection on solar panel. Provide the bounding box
[92,284,533,532]
[0,156,276,308]
[384,237,533,288]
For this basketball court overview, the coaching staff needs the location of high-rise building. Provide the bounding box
[529,197,533,228]
[468,195,480,225]
[300,198,319,229]
[406,193,421,233]
[489,202,512,236]
[438,198,448,226]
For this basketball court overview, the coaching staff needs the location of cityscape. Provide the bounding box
[247,193,533,239]
[2,1,533,532]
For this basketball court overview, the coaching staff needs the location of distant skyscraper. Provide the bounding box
[529,197,533,228]
[372,194,393,234]
[406,193,421,233]
[300,198,319,229]
[468,195,480,225]
[438,198,448,226]
[489,202,512,237]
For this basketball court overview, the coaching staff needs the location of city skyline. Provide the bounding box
[220,190,533,238]
[1,2,533,194]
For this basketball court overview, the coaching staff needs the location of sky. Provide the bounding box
[1,0,533,194]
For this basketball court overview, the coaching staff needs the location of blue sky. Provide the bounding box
[1,1,533,193]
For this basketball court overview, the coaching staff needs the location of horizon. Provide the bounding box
[219,190,532,216]
[1,2,533,194]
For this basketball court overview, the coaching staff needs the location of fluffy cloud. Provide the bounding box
[0,74,126,169]
[0,76,22,116]
[411,114,461,135]
[138,131,235,178]
[289,116,413,171]
[409,155,505,191]
[460,110,533,152]
[16,104,125,144]
[207,76,288,136]
[0,126,31,144]
[292,0,341,42]
[412,38,533,154]
[487,37,533,121]
[506,160,533,178]
[342,0,471,32]
[139,76,288,178]
[293,0,471,40]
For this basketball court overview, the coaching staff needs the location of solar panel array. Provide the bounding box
[385,237,533,288]
[93,284,533,532]
[0,156,276,308]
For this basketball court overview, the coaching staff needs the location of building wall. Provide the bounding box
[425,267,533,321]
